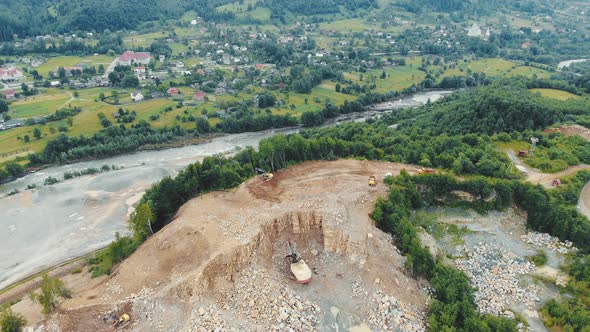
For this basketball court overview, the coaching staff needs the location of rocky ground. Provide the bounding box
[18,160,430,331]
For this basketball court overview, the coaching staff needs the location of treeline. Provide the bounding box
[88,118,515,275]
[387,78,590,136]
[0,0,191,42]
[30,122,189,164]
[374,170,590,331]
[372,172,517,331]
[258,0,377,24]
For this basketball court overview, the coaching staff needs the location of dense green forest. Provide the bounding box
[384,79,590,135]
[395,0,554,16]
[0,0,191,41]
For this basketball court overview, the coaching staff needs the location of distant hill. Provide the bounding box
[0,0,191,41]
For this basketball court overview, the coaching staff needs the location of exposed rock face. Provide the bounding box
[35,160,428,332]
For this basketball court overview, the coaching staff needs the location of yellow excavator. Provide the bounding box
[256,168,274,181]
[103,311,130,329]
[286,240,312,284]
[368,175,377,186]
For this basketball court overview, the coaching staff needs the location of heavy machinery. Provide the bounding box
[368,175,377,186]
[418,168,435,174]
[103,312,130,329]
[115,314,130,328]
[256,168,274,181]
[286,240,312,284]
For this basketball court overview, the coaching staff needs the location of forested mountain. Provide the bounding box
[0,0,192,41]
[389,79,590,135]
[394,0,554,15]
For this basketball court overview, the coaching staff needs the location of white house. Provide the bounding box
[131,91,144,102]
[118,51,151,66]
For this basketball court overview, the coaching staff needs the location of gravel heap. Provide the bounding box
[455,244,539,318]
[520,232,578,254]
[366,289,426,332]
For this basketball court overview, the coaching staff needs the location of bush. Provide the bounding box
[527,250,548,266]
[0,308,26,332]
[29,274,71,314]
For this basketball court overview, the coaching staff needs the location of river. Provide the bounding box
[557,58,589,69]
[0,89,453,290]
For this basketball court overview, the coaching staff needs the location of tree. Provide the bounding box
[129,202,156,242]
[100,118,112,128]
[0,308,27,332]
[122,74,139,88]
[381,70,387,79]
[335,83,341,92]
[98,92,105,101]
[23,135,30,143]
[29,274,71,314]
[0,100,8,113]
[20,83,29,95]
[33,128,41,139]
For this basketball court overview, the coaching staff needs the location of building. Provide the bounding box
[63,66,83,76]
[193,91,206,101]
[167,87,180,96]
[0,67,24,81]
[134,66,146,80]
[131,91,144,102]
[118,51,151,66]
[4,89,16,100]
[467,23,490,39]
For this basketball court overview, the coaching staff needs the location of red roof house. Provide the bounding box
[167,87,180,96]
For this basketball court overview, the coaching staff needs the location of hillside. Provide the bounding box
[30,160,427,331]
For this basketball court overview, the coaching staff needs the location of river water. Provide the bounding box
[557,58,589,69]
[0,90,453,289]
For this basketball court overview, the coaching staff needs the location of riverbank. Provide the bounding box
[0,89,454,293]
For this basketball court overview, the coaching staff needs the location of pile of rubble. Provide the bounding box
[366,289,426,332]
[213,264,321,331]
[455,244,539,318]
[520,232,578,254]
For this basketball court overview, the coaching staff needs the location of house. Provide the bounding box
[193,91,206,101]
[196,69,206,76]
[0,67,24,81]
[190,19,197,25]
[63,66,83,76]
[174,61,185,68]
[467,23,482,37]
[134,66,146,79]
[4,89,16,100]
[167,87,180,96]
[531,26,543,33]
[159,55,166,63]
[521,42,532,49]
[118,51,151,66]
[214,87,227,95]
[255,64,265,70]
[131,91,144,102]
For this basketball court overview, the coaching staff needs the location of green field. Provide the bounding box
[34,55,114,77]
[437,58,550,80]
[530,88,582,101]
[10,91,72,118]
[123,32,167,48]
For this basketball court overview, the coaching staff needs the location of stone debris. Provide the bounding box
[193,264,322,331]
[520,232,578,254]
[367,290,426,332]
[456,244,539,318]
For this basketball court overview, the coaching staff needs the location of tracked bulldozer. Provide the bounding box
[286,240,312,284]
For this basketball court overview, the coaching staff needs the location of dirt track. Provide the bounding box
[22,160,427,331]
